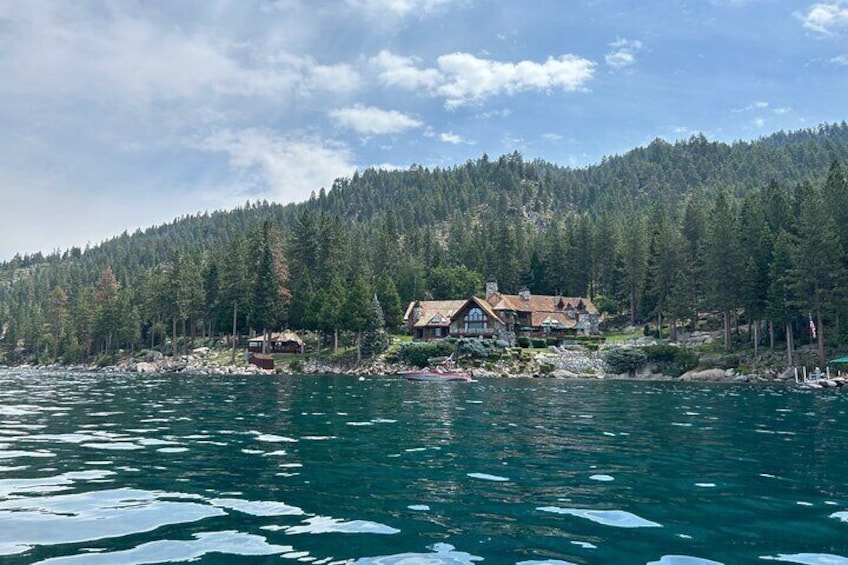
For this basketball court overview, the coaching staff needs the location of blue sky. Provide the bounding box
[2,0,848,260]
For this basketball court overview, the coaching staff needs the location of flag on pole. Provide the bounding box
[809,314,817,339]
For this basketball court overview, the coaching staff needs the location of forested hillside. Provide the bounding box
[3,122,848,366]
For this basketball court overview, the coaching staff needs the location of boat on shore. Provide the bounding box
[400,355,473,383]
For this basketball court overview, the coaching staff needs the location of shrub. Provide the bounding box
[531,338,547,348]
[456,337,507,360]
[643,344,699,377]
[397,340,456,367]
[643,344,678,363]
[288,359,303,373]
[604,347,647,376]
[546,337,559,346]
[517,337,531,348]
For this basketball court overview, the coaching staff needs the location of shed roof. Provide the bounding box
[248,331,304,345]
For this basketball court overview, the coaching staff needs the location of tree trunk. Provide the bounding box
[629,285,637,326]
[816,309,825,369]
[172,317,178,358]
[356,331,362,363]
[182,318,188,354]
[753,321,759,358]
[262,327,268,354]
[657,313,662,339]
[785,322,794,367]
[333,329,339,356]
[231,302,238,365]
[769,320,774,351]
[723,309,732,352]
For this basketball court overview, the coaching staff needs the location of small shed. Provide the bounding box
[248,353,275,370]
[247,331,305,354]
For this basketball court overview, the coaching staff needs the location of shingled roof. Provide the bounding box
[403,300,468,328]
[486,292,598,316]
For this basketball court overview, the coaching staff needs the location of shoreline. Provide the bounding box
[0,358,798,385]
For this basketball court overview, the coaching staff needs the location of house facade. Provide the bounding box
[403,297,508,341]
[404,279,600,342]
[247,331,305,354]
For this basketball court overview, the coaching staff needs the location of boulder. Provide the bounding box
[551,369,578,379]
[679,368,727,382]
[136,362,158,374]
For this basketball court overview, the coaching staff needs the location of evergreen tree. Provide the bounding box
[250,221,291,352]
[791,184,846,367]
[766,231,798,365]
[702,192,742,352]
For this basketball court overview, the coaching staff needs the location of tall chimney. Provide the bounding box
[519,286,530,301]
[485,276,498,299]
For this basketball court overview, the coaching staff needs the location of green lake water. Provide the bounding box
[1,370,847,564]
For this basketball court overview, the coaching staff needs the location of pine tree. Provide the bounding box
[791,184,846,367]
[250,221,291,352]
[702,192,742,352]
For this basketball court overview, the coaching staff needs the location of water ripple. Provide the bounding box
[537,506,662,528]
[30,531,294,565]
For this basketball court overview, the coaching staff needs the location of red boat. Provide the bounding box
[400,355,473,382]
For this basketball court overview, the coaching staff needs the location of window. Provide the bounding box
[464,307,488,333]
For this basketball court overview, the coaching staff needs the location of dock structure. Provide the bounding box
[796,365,847,389]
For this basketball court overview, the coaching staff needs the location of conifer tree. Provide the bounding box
[702,192,742,352]
[250,221,291,353]
[791,185,846,368]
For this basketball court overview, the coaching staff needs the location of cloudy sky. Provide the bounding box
[2,0,848,260]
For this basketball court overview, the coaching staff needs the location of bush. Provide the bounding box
[545,337,559,346]
[288,359,303,373]
[456,337,507,360]
[397,340,456,367]
[517,337,531,348]
[643,344,678,363]
[604,347,647,375]
[642,344,699,377]
[531,338,547,348]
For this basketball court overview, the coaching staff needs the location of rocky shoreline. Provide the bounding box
[0,344,798,384]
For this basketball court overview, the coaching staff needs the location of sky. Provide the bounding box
[2,0,848,260]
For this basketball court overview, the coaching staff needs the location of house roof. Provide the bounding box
[487,292,598,316]
[404,300,468,328]
[248,331,304,345]
[531,312,579,329]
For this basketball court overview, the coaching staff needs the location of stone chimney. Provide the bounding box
[411,300,423,325]
[485,276,499,299]
[519,286,530,301]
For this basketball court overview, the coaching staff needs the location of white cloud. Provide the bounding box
[439,132,473,144]
[437,52,595,107]
[329,105,423,135]
[0,3,360,108]
[373,50,594,108]
[773,106,791,114]
[832,54,848,64]
[734,101,770,112]
[197,129,356,203]
[753,117,766,127]
[798,2,848,35]
[541,133,564,141]
[346,0,460,17]
[370,50,443,90]
[605,38,643,69]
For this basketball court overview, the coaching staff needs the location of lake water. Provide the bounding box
[1,370,847,564]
